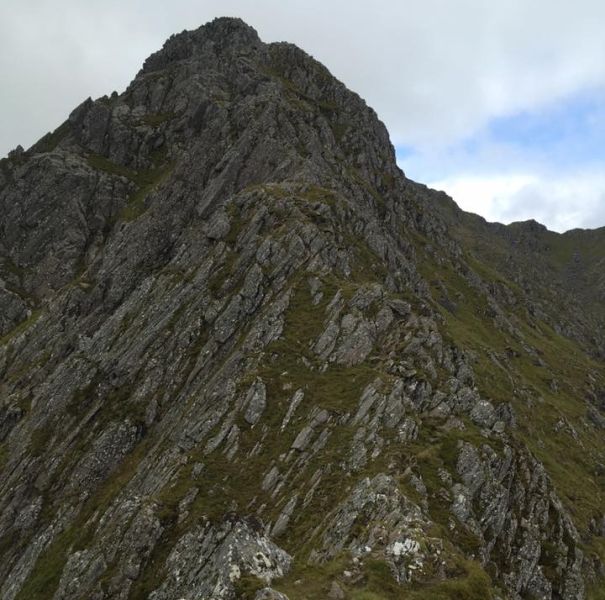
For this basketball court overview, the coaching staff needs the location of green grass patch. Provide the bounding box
[139,112,175,126]
[403,558,493,600]
[86,153,175,221]
[87,154,139,180]
[120,163,175,222]
[233,574,266,599]
[274,554,493,600]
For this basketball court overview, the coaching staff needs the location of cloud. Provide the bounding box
[428,171,605,232]
[399,87,605,231]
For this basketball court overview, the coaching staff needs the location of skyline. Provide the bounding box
[2,1,605,232]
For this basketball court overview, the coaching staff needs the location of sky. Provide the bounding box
[1,1,605,232]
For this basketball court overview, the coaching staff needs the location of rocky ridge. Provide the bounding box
[0,17,604,600]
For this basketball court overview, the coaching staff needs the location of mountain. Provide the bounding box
[0,17,604,600]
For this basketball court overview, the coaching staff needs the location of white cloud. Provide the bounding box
[429,172,605,232]
[428,174,537,220]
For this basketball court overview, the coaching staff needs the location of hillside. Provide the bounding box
[0,17,604,600]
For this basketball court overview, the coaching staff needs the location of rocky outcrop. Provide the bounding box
[0,16,603,600]
[150,516,291,600]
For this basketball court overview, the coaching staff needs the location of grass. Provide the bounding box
[588,584,605,600]
[86,153,175,221]
[257,277,381,413]
[349,167,387,215]
[233,574,266,598]
[274,554,492,600]
[403,558,493,600]
[121,162,174,221]
[130,427,293,596]
[14,522,86,600]
[87,154,140,180]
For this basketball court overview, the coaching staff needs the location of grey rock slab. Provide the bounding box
[280,388,304,431]
[150,516,291,600]
[244,379,267,426]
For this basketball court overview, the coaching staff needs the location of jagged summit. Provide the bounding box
[0,18,604,600]
[141,17,262,74]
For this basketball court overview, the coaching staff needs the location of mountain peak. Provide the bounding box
[141,16,261,74]
[0,17,604,600]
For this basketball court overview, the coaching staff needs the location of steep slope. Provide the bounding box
[432,193,605,358]
[0,17,603,600]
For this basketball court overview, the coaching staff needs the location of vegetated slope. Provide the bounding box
[0,17,603,600]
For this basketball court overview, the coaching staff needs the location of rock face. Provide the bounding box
[0,16,604,600]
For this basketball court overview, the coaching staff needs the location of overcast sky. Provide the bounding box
[2,0,605,232]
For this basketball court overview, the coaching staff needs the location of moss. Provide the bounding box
[29,426,53,456]
[87,154,138,180]
[139,112,176,126]
[233,574,266,598]
[119,162,175,222]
